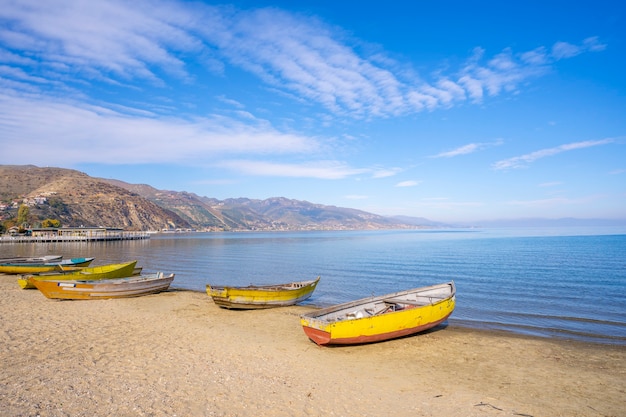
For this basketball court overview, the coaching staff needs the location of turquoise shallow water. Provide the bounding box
[3,226,625,345]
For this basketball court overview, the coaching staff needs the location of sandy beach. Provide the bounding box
[1,275,624,417]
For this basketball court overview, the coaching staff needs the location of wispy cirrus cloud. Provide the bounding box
[458,37,605,103]
[215,160,371,179]
[0,0,612,186]
[0,0,607,120]
[0,0,208,82]
[395,180,420,187]
[551,37,606,59]
[431,139,503,158]
[0,92,320,165]
[214,159,404,180]
[371,167,403,178]
[493,139,614,170]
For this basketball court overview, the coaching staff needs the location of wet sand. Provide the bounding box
[1,275,624,417]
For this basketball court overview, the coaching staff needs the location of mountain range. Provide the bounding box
[3,165,621,232]
[0,165,442,231]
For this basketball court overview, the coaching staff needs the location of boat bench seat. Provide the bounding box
[383,298,427,306]
[384,296,446,306]
[365,302,397,315]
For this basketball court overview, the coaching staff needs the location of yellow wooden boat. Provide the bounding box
[33,272,175,300]
[17,261,140,289]
[300,281,455,346]
[206,277,320,309]
[0,257,94,274]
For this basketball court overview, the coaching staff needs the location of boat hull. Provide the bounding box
[300,281,455,346]
[0,257,94,274]
[207,277,320,309]
[33,273,175,300]
[18,261,139,289]
[0,255,62,264]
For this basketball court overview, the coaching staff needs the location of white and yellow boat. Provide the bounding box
[33,272,175,300]
[300,281,455,346]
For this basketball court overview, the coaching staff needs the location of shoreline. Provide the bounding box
[2,275,625,416]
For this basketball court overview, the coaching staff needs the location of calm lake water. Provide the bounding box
[3,227,625,345]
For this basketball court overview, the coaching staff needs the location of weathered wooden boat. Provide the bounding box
[33,272,175,300]
[207,277,320,309]
[300,281,456,346]
[0,257,95,274]
[17,261,140,289]
[0,255,62,264]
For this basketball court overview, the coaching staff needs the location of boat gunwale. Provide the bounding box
[208,276,320,293]
[50,272,174,286]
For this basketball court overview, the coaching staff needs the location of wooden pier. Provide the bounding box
[0,227,151,243]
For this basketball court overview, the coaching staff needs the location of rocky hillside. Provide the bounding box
[0,165,190,231]
[0,165,426,231]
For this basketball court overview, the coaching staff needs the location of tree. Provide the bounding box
[17,204,29,227]
[41,218,61,228]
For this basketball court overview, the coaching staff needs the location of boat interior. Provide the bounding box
[319,292,452,322]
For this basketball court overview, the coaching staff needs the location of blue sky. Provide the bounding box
[0,0,624,223]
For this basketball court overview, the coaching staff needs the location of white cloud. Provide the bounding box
[0,92,320,165]
[216,160,370,179]
[371,167,402,178]
[551,42,582,60]
[0,65,48,83]
[520,47,549,65]
[551,37,606,60]
[493,139,614,170]
[0,0,205,83]
[432,143,480,158]
[216,95,245,109]
[395,180,420,187]
[207,8,407,118]
[431,139,503,158]
[0,0,606,120]
[583,36,607,52]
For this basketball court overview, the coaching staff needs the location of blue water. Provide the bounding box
[3,227,625,345]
